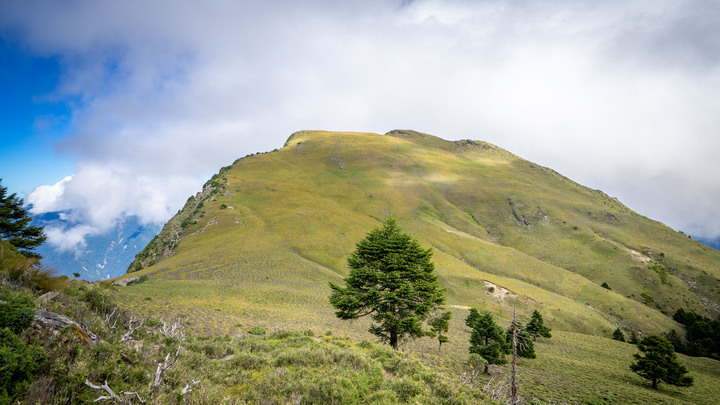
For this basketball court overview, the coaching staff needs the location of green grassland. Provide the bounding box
[111,129,720,402]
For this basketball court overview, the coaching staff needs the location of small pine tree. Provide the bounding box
[601,282,612,290]
[612,328,625,342]
[630,335,693,389]
[428,311,452,351]
[526,310,551,340]
[468,310,508,373]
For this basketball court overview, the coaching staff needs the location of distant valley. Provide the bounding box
[32,211,160,280]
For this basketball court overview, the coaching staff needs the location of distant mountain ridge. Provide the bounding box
[33,211,160,280]
[119,130,720,340]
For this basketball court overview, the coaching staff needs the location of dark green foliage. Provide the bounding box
[468,310,508,371]
[612,328,625,342]
[329,217,446,349]
[662,329,685,353]
[0,294,34,335]
[428,311,452,351]
[601,282,612,290]
[0,291,45,403]
[248,326,266,335]
[526,310,552,339]
[0,328,46,403]
[0,180,46,258]
[630,335,693,389]
[468,310,505,348]
[672,308,720,359]
[465,308,480,329]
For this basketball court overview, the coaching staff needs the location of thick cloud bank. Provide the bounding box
[2,0,719,249]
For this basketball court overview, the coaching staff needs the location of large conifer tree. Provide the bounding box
[630,335,693,389]
[0,179,46,258]
[329,217,446,349]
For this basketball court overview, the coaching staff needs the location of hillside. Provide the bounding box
[110,130,720,401]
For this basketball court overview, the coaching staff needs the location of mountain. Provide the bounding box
[33,212,160,280]
[118,130,720,336]
[107,130,720,403]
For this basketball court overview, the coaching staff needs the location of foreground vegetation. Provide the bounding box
[0,247,488,404]
[2,238,720,403]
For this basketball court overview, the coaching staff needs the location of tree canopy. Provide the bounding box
[630,335,693,389]
[0,179,46,258]
[467,309,508,372]
[526,310,551,339]
[329,217,446,349]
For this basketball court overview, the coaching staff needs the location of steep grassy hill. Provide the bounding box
[110,130,720,402]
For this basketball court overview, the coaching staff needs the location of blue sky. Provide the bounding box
[1,0,719,251]
[0,38,74,196]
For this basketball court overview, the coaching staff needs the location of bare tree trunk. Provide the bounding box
[511,307,518,405]
[390,331,398,350]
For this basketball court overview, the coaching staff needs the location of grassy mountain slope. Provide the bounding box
[110,130,720,401]
[121,130,719,332]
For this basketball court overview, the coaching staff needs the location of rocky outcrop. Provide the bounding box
[34,309,98,346]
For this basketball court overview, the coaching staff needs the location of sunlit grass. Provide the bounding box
[110,130,720,403]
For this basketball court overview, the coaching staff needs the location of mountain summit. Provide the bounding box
[120,130,720,337]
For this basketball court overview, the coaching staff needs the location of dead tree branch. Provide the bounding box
[159,319,184,339]
[151,342,181,392]
[103,306,120,330]
[120,316,144,342]
[85,380,146,404]
[85,380,117,402]
[180,380,201,395]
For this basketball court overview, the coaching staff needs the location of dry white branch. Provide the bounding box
[151,343,181,392]
[159,319,184,339]
[103,306,120,330]
[483,376,512,404]
[84,380,117,402]
[180,380,201,395]
[120,391,145,404]
[458,370,483,386]
[120,316,144,342]
[85,379,146,404]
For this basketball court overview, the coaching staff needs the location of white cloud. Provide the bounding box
[27,175,72,214]
[43,224,96,252]
[4,0,720,245]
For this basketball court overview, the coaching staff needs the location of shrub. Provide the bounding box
[601,282,612,290]
[0,294,34,335]
[0,328,46,403]
[248,326,266,335]
[612,328,625,342]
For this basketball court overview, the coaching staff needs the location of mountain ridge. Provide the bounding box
[118,130,720,340]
